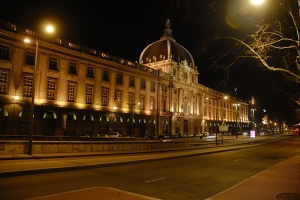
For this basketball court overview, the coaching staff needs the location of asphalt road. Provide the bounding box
[0,136,299,200]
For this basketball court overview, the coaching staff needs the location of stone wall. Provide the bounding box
[0,141,190,154]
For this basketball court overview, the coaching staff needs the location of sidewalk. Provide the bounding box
[208,152,300,200]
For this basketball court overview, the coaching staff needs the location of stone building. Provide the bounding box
[0,19,249,137]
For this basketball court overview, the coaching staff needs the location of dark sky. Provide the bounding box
[0,0,298,123]
[0,0,221,88]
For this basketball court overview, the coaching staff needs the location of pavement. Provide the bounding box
[1,134,300,200]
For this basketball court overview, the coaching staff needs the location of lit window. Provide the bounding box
[129,92,134,102]
[0,71,8,94]
[24,75,33,97]
[115,91,122,107]
[47,79,56,100]
[25,51,35,66]
[68,82,76,102]
[86,85,93,104]
[140,95,145,110]
[102,88,109,106]
[150,97,155,111]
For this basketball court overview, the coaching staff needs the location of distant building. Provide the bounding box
[0,19,249,137]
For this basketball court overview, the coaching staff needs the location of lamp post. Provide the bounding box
[206,96,228,145]
[24,25,54,155]
[251,108,256,131]
[127,102,140,137]
[233,103,240,139]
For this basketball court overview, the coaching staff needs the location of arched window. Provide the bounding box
[114,115,123,123]
[139,118,146,123]
[100,115,109,122]
[149,118,155,124]
[127,117,135,123]
[19,109,30,118]
[67,112,76,120]
[83,114,94,121]
[43,111,57,119]
[0,107,8,116]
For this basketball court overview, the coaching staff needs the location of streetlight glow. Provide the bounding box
[250,0,264,5]
[45,25,54,33]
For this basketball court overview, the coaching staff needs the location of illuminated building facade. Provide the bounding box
[0,19,249,137]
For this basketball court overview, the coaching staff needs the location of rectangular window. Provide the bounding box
[47,79,56,100]
[86,85,93,104]
[173,69,176,76]
[0,44,9,60]
[163,96,167,112]
[24,75,33,97]
[103,70,109,81]
[68,82,76,102]
[129,92,134,103]
[116,73,123,85]
[140,79,145,90]
[150,97,155,111]
[183,72,187,79]
[115,90,122,107]
[25,51,35,66]
[87,66,94,78]
[150,81,155,92]
[102,88,109,106]
[0,71,8,94]
[140,95,145,110]
[129,76,135,87]
[69,61,77,75]
[49,56,58,70]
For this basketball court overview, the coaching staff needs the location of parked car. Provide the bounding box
[107,132,121,138]
[145,134,158,140]
[194,133,201,137]
[121,134,130,138]
[202,132,210,137]
[80,134,90,138]
[92,134,100,138]
[178,133,188,138]
[100,134,108,138]
[158,134,169,139]
[207,133,216,139]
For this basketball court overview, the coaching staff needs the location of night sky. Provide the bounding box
[0,0,298,123]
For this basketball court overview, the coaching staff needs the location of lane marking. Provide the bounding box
[145,177,165,183]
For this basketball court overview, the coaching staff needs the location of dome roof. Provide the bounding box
[139,19,195,67]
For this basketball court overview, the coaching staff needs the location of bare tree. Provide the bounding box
[201,0,300,106]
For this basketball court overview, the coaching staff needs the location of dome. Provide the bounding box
[139,19,195,67]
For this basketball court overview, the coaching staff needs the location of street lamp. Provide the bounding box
[233,103,240,139]
[250,0,264,5]
[127,102,140,137]
[24,25,54,155]
[206,96,228,145]
[251,108,256,131]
